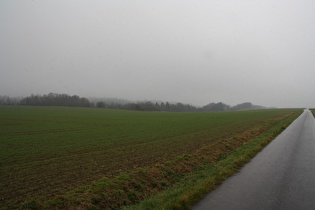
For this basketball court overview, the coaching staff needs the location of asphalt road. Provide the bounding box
[192,109,315,210]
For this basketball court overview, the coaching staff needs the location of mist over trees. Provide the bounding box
[0,96,21,106]
[0,93,267,112]
[19,93,91,107]
[230,102,265,111]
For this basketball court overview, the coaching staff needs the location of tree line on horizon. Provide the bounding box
[0,93,266,112]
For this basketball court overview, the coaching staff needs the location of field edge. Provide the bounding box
[121,110,301,210]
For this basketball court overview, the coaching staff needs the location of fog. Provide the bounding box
[1,0,314,108]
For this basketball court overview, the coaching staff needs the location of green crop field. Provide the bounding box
[0,106,302,209]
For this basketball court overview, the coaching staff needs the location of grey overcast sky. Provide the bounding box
[1,0,314,108]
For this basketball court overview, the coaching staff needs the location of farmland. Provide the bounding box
[0,106,302,209]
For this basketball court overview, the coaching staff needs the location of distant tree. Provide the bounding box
[96,101,106,108]
[200,102,230,112]
[0,96,20,105]
[155,102,161,111]
[20,93,91,107]
[165,102,171,112]
[142,102,156,111]
[231,102,265,111]
[173,103,185,112]
[160,102,166,111]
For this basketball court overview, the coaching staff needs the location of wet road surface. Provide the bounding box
[192,109,315,210]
